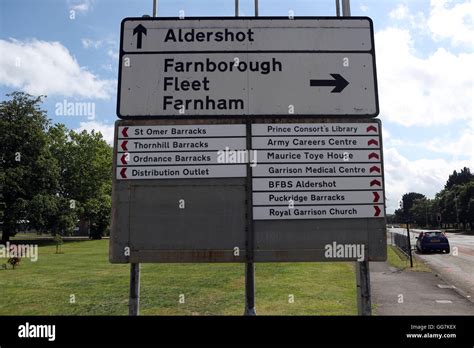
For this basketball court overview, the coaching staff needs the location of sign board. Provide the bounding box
[110,119,248,263]
[251,118,386,262]
[117,17,378,118]
[110,118,386,263]
[252,122,383,220]
[116,123,246,180]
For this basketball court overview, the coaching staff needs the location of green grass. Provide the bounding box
[0,240,357,315]
[387,245,430,272]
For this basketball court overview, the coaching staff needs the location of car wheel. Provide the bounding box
[445,247,450,254]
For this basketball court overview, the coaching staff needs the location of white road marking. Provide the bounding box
[437,284,456,289]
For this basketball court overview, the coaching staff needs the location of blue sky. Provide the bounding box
[0,0,472,213]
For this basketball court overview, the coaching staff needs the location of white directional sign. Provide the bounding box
[252,163,382,177]
[257,149,381,163]
[115,124,247,180]
[253,177,383,190]
[253,191,383,205]
[254,205,382,220]
[117,165,246,180]
[252,122,384,220]
[117,17,378,118]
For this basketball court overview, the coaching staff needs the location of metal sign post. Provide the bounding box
[341,0,372,316]
[243,0,256,316]
[356,260,371,315]
[406,220,413,268]
[129,263,140,315]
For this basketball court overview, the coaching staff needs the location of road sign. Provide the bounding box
[251,118,386,262]
[252,122,384,220]
[115,123,247,180]
[117,17,378,118]
[254,205,382,220]
[110,119,248,263]
[110,118,386,263]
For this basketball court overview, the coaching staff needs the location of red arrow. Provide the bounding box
[368,139,379,146]
[367,125,377,133]
[373,192,380,202]
[370,179,381,187]
[374,206,381,217]
[121,140,128,151]
[121,127,129,138]
[368,152,379,160]
[370,166,381,173]
[120,168,127,178]
[120,154,128,165]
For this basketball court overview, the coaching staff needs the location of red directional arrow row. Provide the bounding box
[370,179,381,187]
[370,166,381,173]
[374,206,381,217]
[120,168,127,179]
[120,154,128,165]
[121,140,128,151]
[368,152,379,160]
[121,127,129,138]
[368,139,379,146]
[373,192,380,202]
[367,125,378,133]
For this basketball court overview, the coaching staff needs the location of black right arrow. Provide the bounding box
[310,74,349,93]
[133,24,147,49]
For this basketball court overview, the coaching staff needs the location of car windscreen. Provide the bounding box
[424,232,443,237]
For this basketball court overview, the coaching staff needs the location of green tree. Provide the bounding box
[410,198,437,228]
[399,192,426,222]
[445,167,473,190]
[27,195,76,236]
[456,181,474,229]
[0,92,59,242]
[59,129,112,238]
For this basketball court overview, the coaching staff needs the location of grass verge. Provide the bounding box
[0,240,357,315]
[387,245,430,272]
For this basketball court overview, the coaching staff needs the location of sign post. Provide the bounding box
[129,263,140,316]
[356,260,371,315]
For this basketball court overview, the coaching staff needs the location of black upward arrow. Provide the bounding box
[310,74,349,93]
[133,24,147,49]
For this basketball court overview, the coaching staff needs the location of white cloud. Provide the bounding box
[360,4,369,13]
[388,4,428,33]
[69,0,93,13]
[376,27,473,127]
[383,147,472,213]
[107,49,119,61]
[0,39,115,99]
[428,0,474,47]
[389,4,410,20]
[75,121,114,144]
[81,38,102,49]
[82,38,118,64]
[425,128,474,161]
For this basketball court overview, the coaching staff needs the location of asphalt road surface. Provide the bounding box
[387,227,474,302]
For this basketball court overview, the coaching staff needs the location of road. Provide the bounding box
[387,227,474,302]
